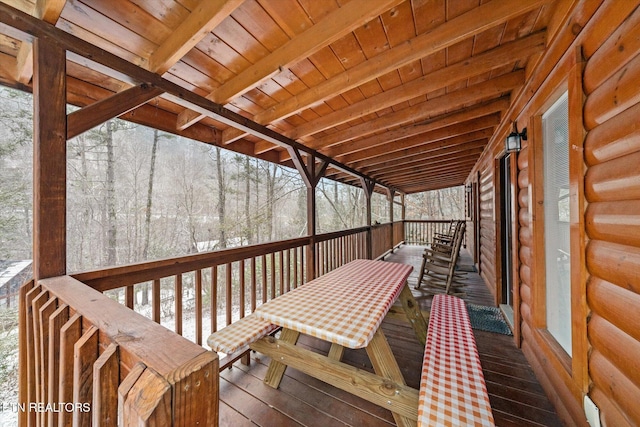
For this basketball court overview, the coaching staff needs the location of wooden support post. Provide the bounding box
[288,148,327,280]
[32,37,67,280]
[360,178,375,259]
[388,188,395,251]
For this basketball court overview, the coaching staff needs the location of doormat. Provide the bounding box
[456,264,477,272]
[466,303,512,335]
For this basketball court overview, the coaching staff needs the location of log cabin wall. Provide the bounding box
[478,165,497,302]
[467,1,640,426]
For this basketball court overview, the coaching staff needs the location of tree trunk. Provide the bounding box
[244,156,252,244]
[140,129,159,305]
[105,120,117,266]
[216,147,226,249]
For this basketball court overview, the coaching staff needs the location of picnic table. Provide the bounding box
[250,259,425,427]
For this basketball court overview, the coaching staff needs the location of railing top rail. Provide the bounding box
[73,236,311,290]
[39,275,215,375]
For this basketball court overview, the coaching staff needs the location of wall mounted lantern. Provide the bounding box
[505,121,527,153]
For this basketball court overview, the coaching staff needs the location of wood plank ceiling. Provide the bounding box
[0,0,557,193]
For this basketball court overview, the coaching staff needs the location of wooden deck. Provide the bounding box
[217,245,562,426]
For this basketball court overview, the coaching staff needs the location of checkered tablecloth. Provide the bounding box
[207,313,278,354]
[254,259,413,349]
[418,294,495,426]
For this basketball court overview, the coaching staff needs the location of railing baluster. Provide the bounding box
[152,279,161,323]
[225,263,232,326]
[58,313,82,427]
[31,289,48,426]
[284,249,290,293]
[277,251,284,295]
[48,303,69,427]
[239,259,245,318]
[250,257,257,312]
[39,296,57,426]
[211,265,218,333]
[92,342,119,427]
[292,248,298,290]
[72,326,99,426]
[270,253,276,299]
[261,255,267,303]
[126,285,134,309]
[175,274,183,335]
[195,269,203,346]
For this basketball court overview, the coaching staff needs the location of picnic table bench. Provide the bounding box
[418,294,495,426]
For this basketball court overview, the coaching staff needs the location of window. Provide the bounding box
[542,92,571,356]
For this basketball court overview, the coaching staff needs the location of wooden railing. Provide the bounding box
[18,277,218,426]
[403,220,464,245]
[16,219,442,425]
[314,226,368,276]
[70,223,404,345]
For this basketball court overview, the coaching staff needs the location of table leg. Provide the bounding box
[263,328,299,388]
[398,284,428,346]
[328,343,344,361]
[366,328,417,427]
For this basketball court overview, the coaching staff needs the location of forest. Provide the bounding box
[0,86,464,272]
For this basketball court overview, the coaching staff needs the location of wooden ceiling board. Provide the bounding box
[257,0,313,38]
[0,34,19,56]
[128,0,190,30]
[0,0,560,194]
[195,33,249,76]
[381,1,416,47]
[60,1,157,58]
[231,1,289,53]
[180,47,228,86]
[328,32,367,72]
[82,0,171,44]
[212,17,268,66]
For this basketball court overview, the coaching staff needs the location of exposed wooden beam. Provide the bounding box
[288,31,546,141]
[0,2,391,190]
[12,0,65,83]
[67,83,164,139]
[175,0,404,130]
[360,141,488,174]
[148,0,244,74]
[32,36,66,279]
[365,148,486,177]
[326,98,509,159]
[341,116,498,165]
[223,0,548,147]
[304,70,523,150]
[389,166,478,184]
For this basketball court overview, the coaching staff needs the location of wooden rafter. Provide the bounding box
[340,116,499,165]
[364,146,487,177]
[287,31,546,141]
[0,2,391,191]
[271,71,524,162]
[175,0,404,131]
[225,0,548,150]
[67,83,165,139]
[12,0,66,84]
[327,98,509,160]
[148,0,244,74]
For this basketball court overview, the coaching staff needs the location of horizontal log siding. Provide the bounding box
[583,7,640,421]
[466,1,640,424]
[478,164,496,300]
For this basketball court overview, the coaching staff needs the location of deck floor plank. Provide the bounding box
[218,245,563,426]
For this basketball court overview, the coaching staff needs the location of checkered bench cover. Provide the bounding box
[418,294,495,426]
[207,313,278,355]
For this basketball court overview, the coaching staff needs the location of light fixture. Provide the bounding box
[505,121,526,153]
